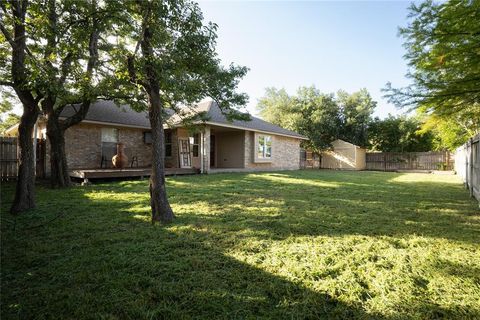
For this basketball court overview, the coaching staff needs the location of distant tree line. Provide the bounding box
[258,0,479,154]
[384,0,479,147]
[256,86,467,153]
[257,87,376,152]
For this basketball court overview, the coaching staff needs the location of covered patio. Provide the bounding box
[208,125,246,171]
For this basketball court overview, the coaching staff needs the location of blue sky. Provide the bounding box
[198,0,413,118]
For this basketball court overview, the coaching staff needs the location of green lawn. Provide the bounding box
[1,170,479,319]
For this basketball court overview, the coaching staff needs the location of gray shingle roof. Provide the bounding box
[60,101,151,128]
[60,100,306,139]
[188,101,306,139]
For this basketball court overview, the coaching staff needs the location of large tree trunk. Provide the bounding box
[136,10,175,224]
[46,115,71,188]
[148,91,175,224]
[10,107,39,213]
[7,0,42,213]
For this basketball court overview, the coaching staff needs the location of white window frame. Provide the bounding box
[255,133,273,162]
[101,128,119,167]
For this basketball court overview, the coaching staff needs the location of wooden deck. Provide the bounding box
[70,167,199,183]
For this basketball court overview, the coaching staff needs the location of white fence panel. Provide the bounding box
[454,133,480,204]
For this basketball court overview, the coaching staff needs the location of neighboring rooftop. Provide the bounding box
[58,100,306,139]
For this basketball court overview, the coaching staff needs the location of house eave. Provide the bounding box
[201,121,308,140]
[55,117,308,140]
[58,117,151,130]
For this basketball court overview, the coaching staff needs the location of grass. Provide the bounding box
[1,170,479,319]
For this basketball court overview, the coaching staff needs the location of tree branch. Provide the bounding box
[127,54,147,88]
[58,52,73,85]
[0,21,15,48]
[0,80,14,87]
[60,101,91,130]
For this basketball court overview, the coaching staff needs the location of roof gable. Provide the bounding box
[174,101,306,139]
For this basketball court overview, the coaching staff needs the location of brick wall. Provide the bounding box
[118,127,152,167]
[244,131,301,171]
[45,123,153,174]
[43,122,301,175]
[64,124,102,169]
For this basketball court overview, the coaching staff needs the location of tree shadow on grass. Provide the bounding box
[159,171,480,244]
[1,171,479,319]
[1,189,389,319]
[30,170,477,244]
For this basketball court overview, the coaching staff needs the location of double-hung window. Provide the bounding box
[257,134,272,159]
[191,133,200,157]
[144,131,172,157]
[165,131,172,157]
[101,128,118,161]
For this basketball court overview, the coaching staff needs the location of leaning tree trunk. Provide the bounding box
[11,108,39,213]
[148,91,175,224]
[46,115,71,188]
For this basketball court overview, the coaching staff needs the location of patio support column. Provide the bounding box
[202,126,210,174]
[200,130,204,173]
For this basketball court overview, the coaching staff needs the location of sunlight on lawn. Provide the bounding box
[252,173,340,188]
[388,172,463,184]
[1,171,479,319]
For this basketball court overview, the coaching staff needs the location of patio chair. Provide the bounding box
[130,156,138,168]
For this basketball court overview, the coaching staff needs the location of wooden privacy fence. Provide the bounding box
[365,151,453,171]
[300,149,321,169]
[455,133,480,203]
[1,136,18,180]
[0,136,46,181]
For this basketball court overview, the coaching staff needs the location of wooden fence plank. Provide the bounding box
[1,136,19,180]
[300,149,321,169]
[1,136,47,180]
[366,151,453,171]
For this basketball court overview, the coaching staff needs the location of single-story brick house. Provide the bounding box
[6,100,307,175]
